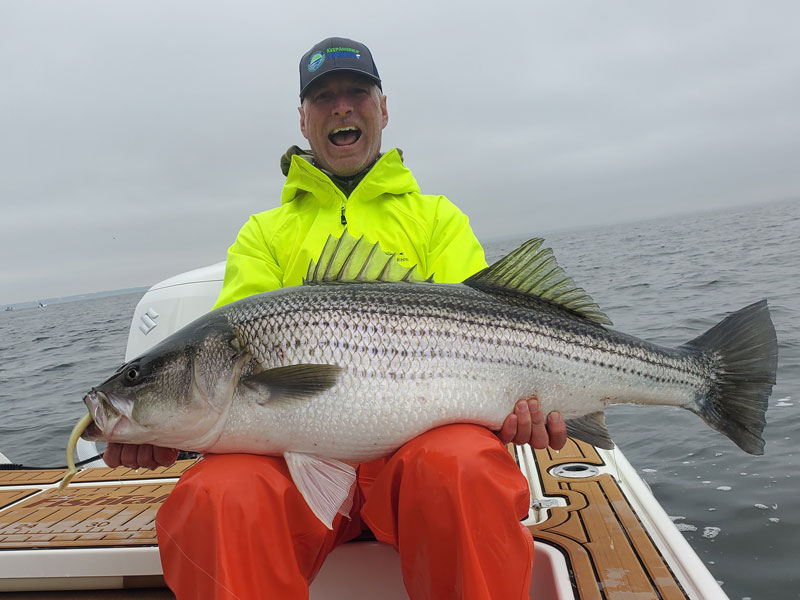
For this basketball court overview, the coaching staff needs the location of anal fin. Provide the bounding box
[565,412,615,449]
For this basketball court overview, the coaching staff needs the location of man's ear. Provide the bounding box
[380,95,389,129]
[299,105,309,139]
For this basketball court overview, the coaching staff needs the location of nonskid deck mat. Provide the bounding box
[1,483,174,548]
[529,439,689,600]
[0,461,197,550]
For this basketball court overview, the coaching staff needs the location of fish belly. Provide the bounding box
[214,349,700,461]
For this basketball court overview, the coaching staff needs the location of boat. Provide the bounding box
[0,261,731,598]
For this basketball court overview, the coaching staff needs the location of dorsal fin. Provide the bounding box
[464,238,612,325]
[304,229,432,285]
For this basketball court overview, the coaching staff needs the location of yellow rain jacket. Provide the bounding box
[214,148,487,308]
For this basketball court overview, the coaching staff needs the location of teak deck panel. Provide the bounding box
[529,439,688,599]
[1,484,174,548]
[0,461,197,549]
[1,447,689,598]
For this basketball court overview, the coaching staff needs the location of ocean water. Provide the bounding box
[1,198,798,599]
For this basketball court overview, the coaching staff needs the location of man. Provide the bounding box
[105,37,567,599]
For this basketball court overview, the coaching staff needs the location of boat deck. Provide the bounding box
[528,440,688,599]
[1,440,692,599]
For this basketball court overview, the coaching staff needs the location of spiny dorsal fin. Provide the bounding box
[304,229,432,284]
[464,238,612,325]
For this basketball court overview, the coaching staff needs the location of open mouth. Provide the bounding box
[328,126,361,147]
[82,389,127,440]
[81,420,105,441]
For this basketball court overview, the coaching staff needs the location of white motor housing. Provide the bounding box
[125,261,225,361]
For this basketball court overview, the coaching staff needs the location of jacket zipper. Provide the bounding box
[340,205,347,225]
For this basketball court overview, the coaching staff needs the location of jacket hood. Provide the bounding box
[280,145,314,176]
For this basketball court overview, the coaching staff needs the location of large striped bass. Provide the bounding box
[68,231,778,527]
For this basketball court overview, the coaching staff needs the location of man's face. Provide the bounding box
[299,72,388,177]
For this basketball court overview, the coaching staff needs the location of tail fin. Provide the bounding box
[683,300,778,455]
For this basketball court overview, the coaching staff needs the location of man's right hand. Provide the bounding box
[103,442,179,470]
[496,396,568,450]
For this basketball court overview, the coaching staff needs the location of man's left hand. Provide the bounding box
[496,396,567,450]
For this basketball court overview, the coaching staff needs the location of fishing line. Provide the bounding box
[0,454,104,471]
[0,451,199,471]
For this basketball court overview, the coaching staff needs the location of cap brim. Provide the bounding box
[300,68,382,98]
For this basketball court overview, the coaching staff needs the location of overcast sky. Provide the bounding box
[2,0,799,304]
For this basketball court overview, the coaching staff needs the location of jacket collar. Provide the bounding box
[279,146,418,205]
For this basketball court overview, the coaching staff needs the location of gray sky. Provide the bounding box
[2,0,799,304]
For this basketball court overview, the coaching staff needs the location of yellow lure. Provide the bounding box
[57,413,94,492]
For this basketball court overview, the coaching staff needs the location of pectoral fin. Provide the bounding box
[565,412,615,449]
[284,452,357,529]
[239,364,343,405]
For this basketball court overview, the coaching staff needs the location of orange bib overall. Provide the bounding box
[156,424,533,599]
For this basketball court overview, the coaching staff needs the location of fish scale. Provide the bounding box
[207,281,713,462]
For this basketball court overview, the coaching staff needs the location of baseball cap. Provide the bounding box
[299,37,382,99]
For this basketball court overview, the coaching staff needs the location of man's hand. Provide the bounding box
[103,442,179,470]
[496,396,567,450]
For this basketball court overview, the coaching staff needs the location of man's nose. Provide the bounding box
[331,94,353,116]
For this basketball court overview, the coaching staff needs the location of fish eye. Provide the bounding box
[123,365,140,384]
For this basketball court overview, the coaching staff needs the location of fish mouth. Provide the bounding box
[81,389,126,441]
[81,420,105,441]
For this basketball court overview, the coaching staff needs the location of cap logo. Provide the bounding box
[307,51,325,72]
[325,46,361,60]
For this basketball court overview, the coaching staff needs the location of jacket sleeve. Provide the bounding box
[213,215,284,309]
[426,196,488,284]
